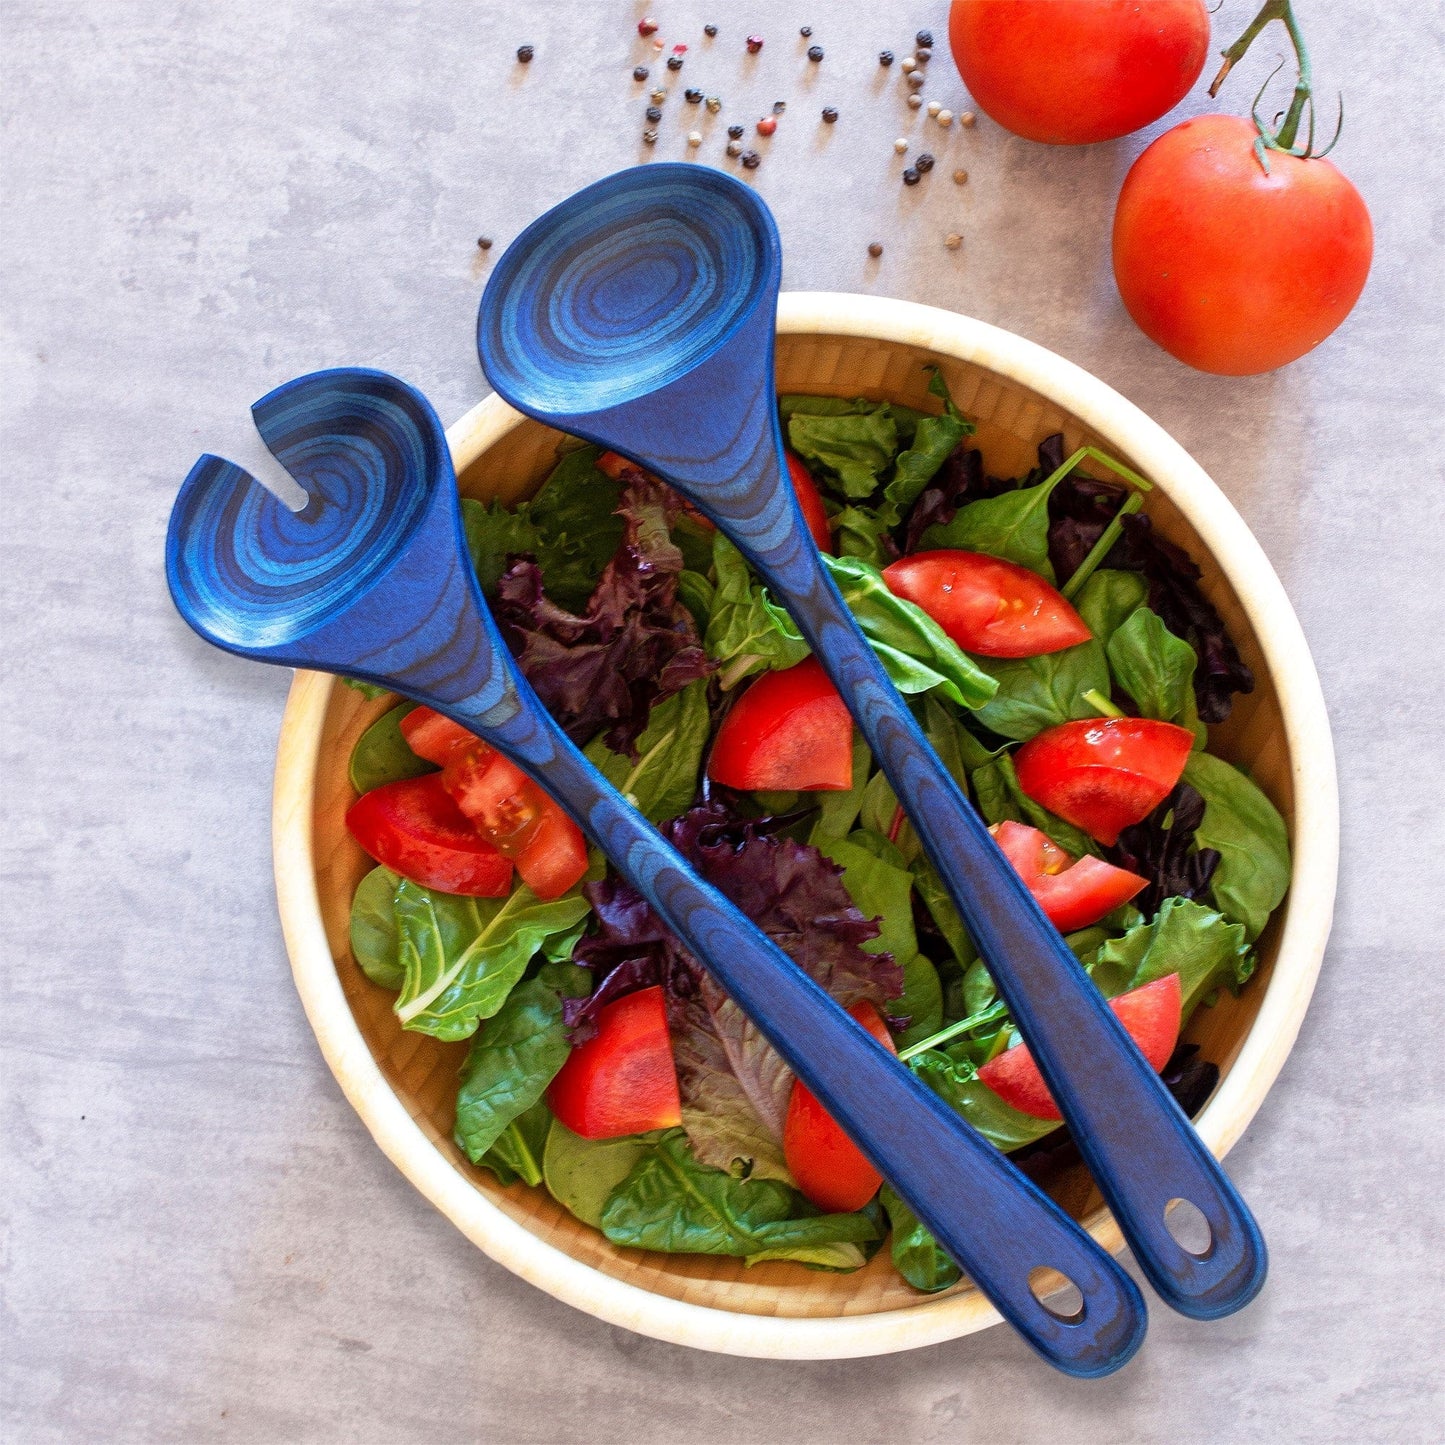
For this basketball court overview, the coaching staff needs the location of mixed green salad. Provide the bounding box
[344,372,1290,1291]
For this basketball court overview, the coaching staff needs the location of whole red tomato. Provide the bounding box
[948,0,1210,144]
[1112,113,1373,374]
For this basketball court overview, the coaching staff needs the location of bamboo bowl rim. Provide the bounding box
[271,293,1338,1359]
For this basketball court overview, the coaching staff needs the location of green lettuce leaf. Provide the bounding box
[704,533,810,686]
[453,962,591,1164]
[1182,753,1291,940]
[583,678,710,823]
[785,404,899,498]
[391,882,591,1041]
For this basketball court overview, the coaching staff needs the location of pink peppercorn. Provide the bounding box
[756,115,777,137]
[638,17,658,36]
[746,34,763,53]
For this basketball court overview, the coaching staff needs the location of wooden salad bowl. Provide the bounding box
[271,294,1338,1358]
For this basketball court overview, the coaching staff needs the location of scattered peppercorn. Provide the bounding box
[953,168,968,183]
[868,241,883,257]
[879,50,894,66]
[894,137,908,153]
[800,25,813,37]
[746,34,763,53]
[646,106,663,122]
[633,66,649,81]
[651,87,667,103]
[906,71,925,90]
[916,152,935,172]
[807,44,823,61]
[667,54,683,70]
[937,109,954,127]
[673,43,688,54]
[915,47,932,64]
[643,129,659,145]
[906,93,924,109]
[477,236,493,250]
[960,110,977,126]
[685,88,703,103]
[945,233,962,250]
[638,17,658,36]
[741,149,761,168]
[726,139,743,157]
[927,100,941,116]
[687,130,702,147]
[916,29,934,47]
[821,106,839,123]
[773,100,787,114]
[704,24,718,37]
[900,56,916,73]
[902,167,920,185]
[727,123,744,138]
[516,44,534,62]
[757,115,777,136]
[705,96,721,113]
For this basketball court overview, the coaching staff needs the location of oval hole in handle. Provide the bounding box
[1164,1198,1215,1259]
[1027,1266,1086,1325]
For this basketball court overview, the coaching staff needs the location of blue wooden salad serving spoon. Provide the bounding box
[476,164,1267,1322]
[166,367,1146,1378]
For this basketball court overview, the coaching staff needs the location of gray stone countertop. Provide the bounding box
[3,2,1442,1440]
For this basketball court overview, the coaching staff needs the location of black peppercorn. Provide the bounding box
[868,241,883,257]
[807,44,823,61]
[878,50,894,66]
[902,167,920,185]
[915,152,935,173]
[685,88,703,103]
[821,106,838,123]
[633,65,649,81]
[646,106,663,122]
[741,149,761,168]
[916,29,934,47]
[477,236,493,251]
[772,99,786,115]
[516,44,534,62]
[666,54,683,70]
[800,26,812,37]
[727,123,744,138]
[704,24,718,37]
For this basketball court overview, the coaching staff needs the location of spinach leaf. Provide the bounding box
[348,701,434,795]
[911,858,977,971]
[705,533,810,686]
[476,1098,552,1187]
[392,882,592,1041]
[880,1184,962,1293]
[970,641,1110,742]
[1087,897,1252,1022]
[808,736,872,845]
[879,370,973,524]
[785,406,899,498]
[909,1050,1059,1152]
[920,476,1063,581]
[583,678,710,824]
[1182,753,1291,940]
[1107,606,1198,726]
[600,1133,880,1264]
[542,1122,675,1229]
[453,962,591,1164]
[672,517,717,577]
[349,866,404,989]
[970,752,1101,859]
[1075,569,1150,647]
[340,677,391,701]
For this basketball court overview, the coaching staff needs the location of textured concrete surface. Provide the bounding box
[3,2,1443,1440]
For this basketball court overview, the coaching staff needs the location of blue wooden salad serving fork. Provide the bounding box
[166,367,1146,1377]
[476,164,1267,1322]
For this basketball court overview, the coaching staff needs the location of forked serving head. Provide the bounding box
[166,368,515,716]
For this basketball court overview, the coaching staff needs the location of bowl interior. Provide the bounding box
[302,331,1295,1323]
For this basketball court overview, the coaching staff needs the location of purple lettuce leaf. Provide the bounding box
[567,803,903,1180]
[1108,781,1222,917]
[494,477,714,756]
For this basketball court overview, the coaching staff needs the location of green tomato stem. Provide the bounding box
[1210,0,1325,159]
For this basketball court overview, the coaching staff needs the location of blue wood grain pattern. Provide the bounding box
[166,367,1146,1378]
[476,164,1265,1321]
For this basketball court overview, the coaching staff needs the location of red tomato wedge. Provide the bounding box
[990,821,1147,933]
[882,551,1091,658]
[786,452,833,554]
[399,706,473,765]
[441,742,587,901]
[708,657,854,792]
[346,774,513,897]
[1015,718,1194,846]
[978,973,1183,1120]
[546,986,682,1141]
[784,1002,894,1212]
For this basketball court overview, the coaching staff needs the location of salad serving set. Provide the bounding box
[168,165,1306,1375]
